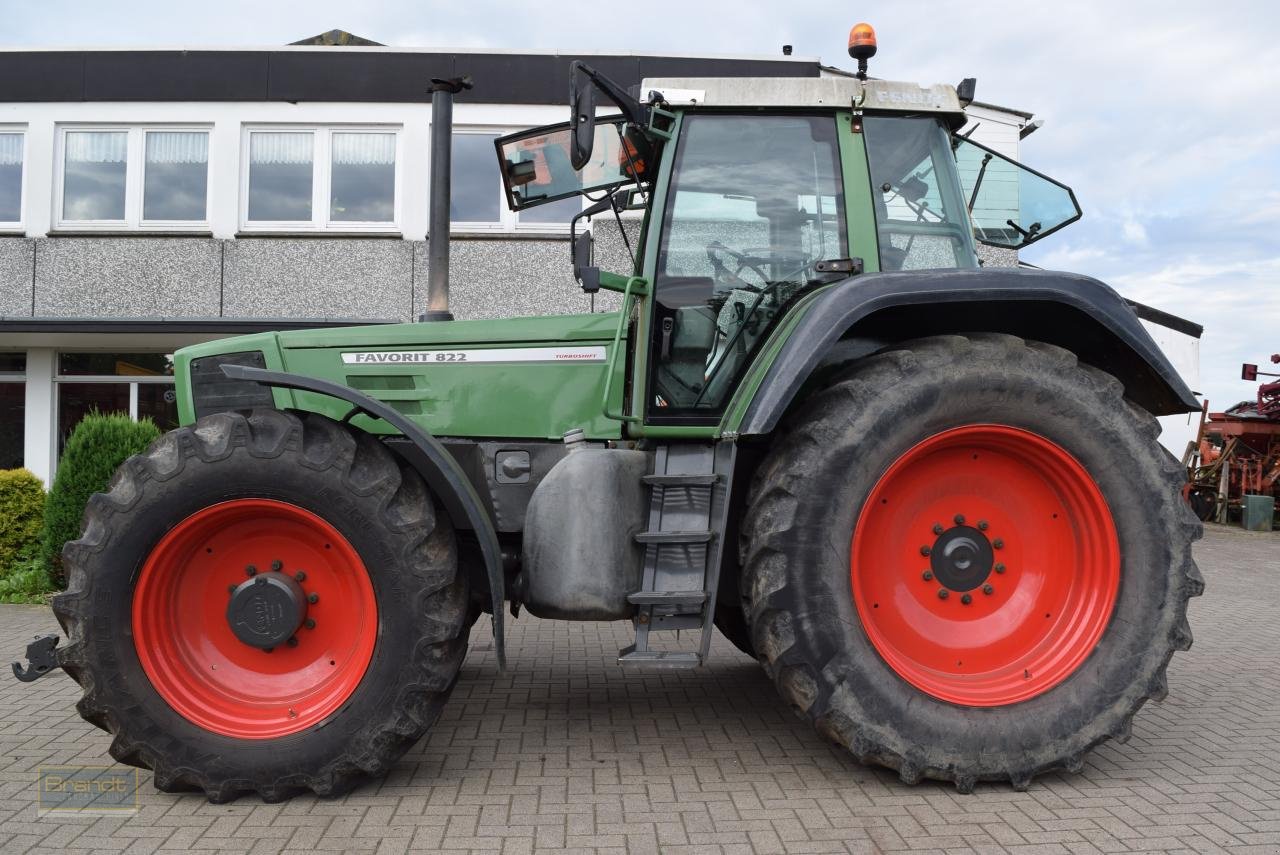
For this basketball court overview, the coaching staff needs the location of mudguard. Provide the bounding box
[220,364,506,669]
[738,267,1200,436]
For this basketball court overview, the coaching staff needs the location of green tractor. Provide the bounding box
[34,30,1203,801]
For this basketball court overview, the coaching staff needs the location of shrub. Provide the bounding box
[0,556,53,604]
[40,411,161,587]
[0,467,45,569]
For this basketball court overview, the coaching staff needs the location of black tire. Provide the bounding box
[740,334,1204,792]
[52,409,469,803]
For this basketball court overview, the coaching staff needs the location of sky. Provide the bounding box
[3,0,1278,408]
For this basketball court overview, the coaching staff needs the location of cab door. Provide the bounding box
[634,111,855,431]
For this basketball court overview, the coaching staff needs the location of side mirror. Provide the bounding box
[569,62,597,170]
[572,229,599,293]
[1243,363,1259,382]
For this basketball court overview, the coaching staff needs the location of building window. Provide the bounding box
[143,131,210,221]
[0,353,24,469]
[0,131,25,229]
[242,127,400,231]
[450,129,580,232]
[55,126,210,230]
[55,352,177,457]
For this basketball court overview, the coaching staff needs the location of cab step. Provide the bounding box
[627,591,708,606]
[641,473,720,487]
[634,530,713,545]
[617,647,702,669]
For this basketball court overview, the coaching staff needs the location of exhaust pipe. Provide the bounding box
[421,75,473,322]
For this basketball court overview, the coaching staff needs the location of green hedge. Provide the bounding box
[0,469,49,603]
[0,467,45,566]
[40,412,161,587]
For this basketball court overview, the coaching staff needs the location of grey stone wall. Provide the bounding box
[977,244,1019,268]
[0,235,599,324]
[33,238,221,318]
[223,239,414,321]
[0,238,33,317]
[420,238,591,321]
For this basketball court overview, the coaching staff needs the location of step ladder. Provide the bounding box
[619,442,736,669]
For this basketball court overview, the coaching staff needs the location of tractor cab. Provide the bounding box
[495,58,1082,423]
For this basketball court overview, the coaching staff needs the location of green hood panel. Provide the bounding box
[278,312,621,349]
[175,313,627,442]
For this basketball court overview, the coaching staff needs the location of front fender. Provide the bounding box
[737,268,1199,436]
[220,364,507,670]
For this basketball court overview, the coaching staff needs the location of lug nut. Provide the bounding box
[932,523,945,535]
[920,545,932,556]
[308,593,319,604]
[993,538,1005,550]
[961,593,972,605]
[228,584,237,595]
[922,570,933,581]
[983,584,994,595]
[286,637,298,648]
[271,560,283,571]
[978,520,989,531]
[954,514,966,525]
[937,589,949,600]
[995,562,1006,574]
[294,571,306,583]
[263,647,274,654]
[304,618,316,630]
[254,575,267,585]
[245,565,257,577]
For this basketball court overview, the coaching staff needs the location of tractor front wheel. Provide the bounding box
[741,334,1203,791]
[53,409,469,802]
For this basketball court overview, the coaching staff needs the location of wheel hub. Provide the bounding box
[849,425,1121,707]
[929,525,994,592]
[226,571,307,650]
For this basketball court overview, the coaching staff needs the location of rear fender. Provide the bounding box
[737,268,1200,436]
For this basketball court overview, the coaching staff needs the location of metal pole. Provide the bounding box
[421,76,472,322]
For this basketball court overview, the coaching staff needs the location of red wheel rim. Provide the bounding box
[132,499,377,738]
[850,425,1119,707]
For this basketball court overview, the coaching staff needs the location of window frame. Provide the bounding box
[0,126,26,232]
[450,125,581,235]
[239,124,404,234]
[53,124,213,232]
[52,350,178,465]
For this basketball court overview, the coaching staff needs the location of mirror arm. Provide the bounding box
[571,61,649,129]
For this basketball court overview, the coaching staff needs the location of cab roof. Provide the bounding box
[639,76,967,127]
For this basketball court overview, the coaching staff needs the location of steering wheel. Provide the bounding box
[705,242,772,291]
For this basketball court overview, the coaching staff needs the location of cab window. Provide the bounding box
[863,116,977,271]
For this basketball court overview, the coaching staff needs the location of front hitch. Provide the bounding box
[11,633,60,682]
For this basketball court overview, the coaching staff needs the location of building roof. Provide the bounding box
[0,48,820,104]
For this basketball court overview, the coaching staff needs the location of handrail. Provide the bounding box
[601,276,648,424]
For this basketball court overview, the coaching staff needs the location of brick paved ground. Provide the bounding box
[0,523,1277,854]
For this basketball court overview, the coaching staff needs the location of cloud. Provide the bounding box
[1122,219,1148,247]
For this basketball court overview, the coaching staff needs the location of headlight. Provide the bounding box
[189,351,275,419]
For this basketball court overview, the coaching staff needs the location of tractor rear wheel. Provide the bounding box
[52,409,469,802]
[741,334,1203,791]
